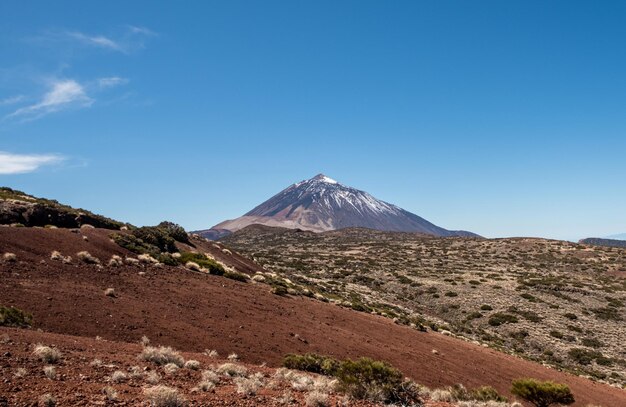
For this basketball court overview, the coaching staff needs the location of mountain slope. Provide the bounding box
[197,174,477,239]
[579,237,626,249]
[2,226,625,405]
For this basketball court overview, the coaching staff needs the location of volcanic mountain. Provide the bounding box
[196,174,478,239]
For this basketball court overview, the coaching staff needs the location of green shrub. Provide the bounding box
[133,226,177,253]
[224,271,249,282]
[335,358,419,404]
[444,291,458,297]
[581,337,603,348]
[0,305,32,327]
[447,384,507,402]
[568,348,603,365]
[511,378,574,407]
[562,312,577,320]
[488,313,519,326]
[549,330,563,339]
[283,354,419,404]
[480,304,493,311]
[111,222,189,258]
[590,306,622,321]
[282,353,339,375]
[156,221,190,244]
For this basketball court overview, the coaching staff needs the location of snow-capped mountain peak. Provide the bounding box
[197,174,478,239]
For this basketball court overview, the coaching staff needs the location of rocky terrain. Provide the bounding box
[1,225,624,405]
[197,174,477,240]
[0,190,624,405]
[222,226,626,388]
[0,187,124,230]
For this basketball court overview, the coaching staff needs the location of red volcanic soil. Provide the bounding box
[1,227,625,406]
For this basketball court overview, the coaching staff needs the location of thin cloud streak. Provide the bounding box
[0,95,25,106]
[5,79,93,121]
[63,26,156,53]
[0,151,64,174]
[97,76,129,89]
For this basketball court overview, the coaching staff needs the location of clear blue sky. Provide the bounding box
[1,1,625,240]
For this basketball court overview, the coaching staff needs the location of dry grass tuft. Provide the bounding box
[102,386,118,401]
[201,370,220,384]
[43,365,57,380]
[227,352,239,361]
[125,257,140,265]
[108,255,123,267]
[33,345,62,364]
[140,335,151,346]
[77,251,100,264]
[305,390,329,407]
[146,371,161,384]
[163,363,180,375]
[110,370,128,383]
[185,261,201,271]
[217,362,247,377]
[204,349,219,358]
[138,253,159,264]
[143,385,186,407]
[3,252,17,262]
[234,375,263,395]
[184,360,200,370]
[39,393,56,407]
[104,288,116,297]
[129,365,144,379]
[13,367,27,378]
[139,346,185,367]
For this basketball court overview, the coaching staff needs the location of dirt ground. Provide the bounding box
[1,227,625,406]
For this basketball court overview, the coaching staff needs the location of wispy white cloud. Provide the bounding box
[127,25,157,37]
[6,79,93,121]
[0,151,64,174]
[67,32,123,52]
[63,26,157,54]
[0,95,25,106]
[97,76,129,89]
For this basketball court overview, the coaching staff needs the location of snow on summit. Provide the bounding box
[198,173,479,239]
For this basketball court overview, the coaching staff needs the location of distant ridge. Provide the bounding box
[195,174,478,239]
[579,237,626,249]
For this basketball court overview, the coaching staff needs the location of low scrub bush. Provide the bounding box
[217,362,247,377]
[108,255,123,267]
[143,385,186,407]
[511,378,574,407]
[283,353,340,376]
[33,345,62,364]
[110,370,128,383]
[0,305,32,327]
[43,365,57,380]
[568,348,603,365]
[305,390,329,406]
[488,313,519,326]
[234,375,263,395]
[178,252,224,275]
[139,346,184,367]
[39,394,56,407]
[77,251,100,264]
[224,270,249,282]
[284,353,419,404]
[335,358,419,404]
[184,360,200,370]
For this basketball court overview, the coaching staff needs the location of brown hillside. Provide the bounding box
[0,226,624,406]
